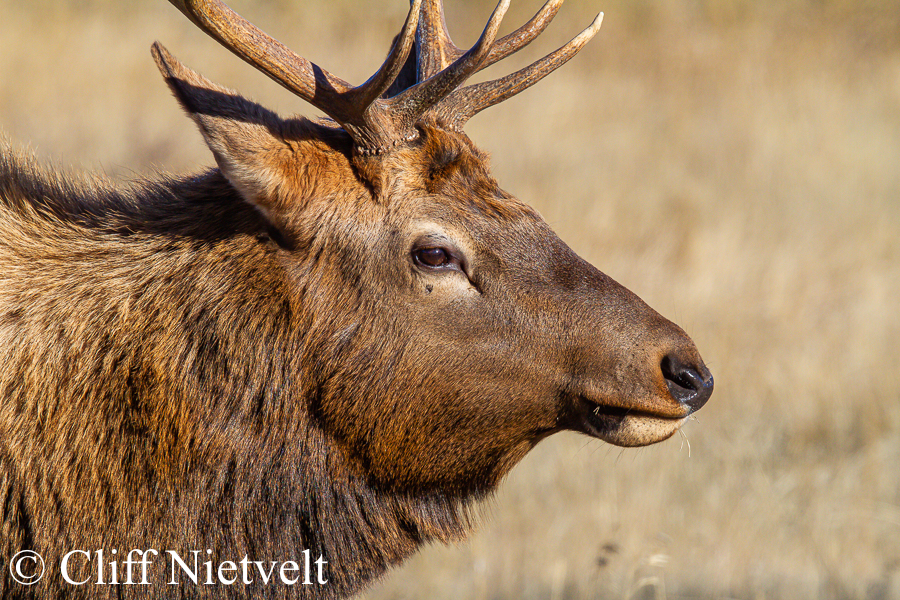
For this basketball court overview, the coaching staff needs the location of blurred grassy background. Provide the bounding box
[2,0,899,598]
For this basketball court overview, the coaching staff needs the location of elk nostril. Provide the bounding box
[660,354,714,413]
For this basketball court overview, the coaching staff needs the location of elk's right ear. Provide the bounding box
[151,42,293,220]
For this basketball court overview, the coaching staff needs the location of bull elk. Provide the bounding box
[0,0,713,598]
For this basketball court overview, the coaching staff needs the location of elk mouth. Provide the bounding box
[571,395,689,448]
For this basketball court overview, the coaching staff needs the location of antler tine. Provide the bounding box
[479,0,565,72]
[416,0,459,79]
[349,0,423,109]
[433,12,603,130]
[168,0,423,152]
[392,0,510,124]
[416,0,565,80]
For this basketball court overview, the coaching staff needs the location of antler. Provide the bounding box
[166,0,601,154]
[415,0,567,79]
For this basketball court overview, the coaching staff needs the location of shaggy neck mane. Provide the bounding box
[0,147,262,237]
[0,147,478,598]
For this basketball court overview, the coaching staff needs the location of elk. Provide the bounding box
[0,0,713,598]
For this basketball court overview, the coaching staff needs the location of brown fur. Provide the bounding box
[0,29,710,600]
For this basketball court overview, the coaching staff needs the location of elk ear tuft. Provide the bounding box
[151,42,290,218]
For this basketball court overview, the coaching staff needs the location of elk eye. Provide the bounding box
[413,247,452,269]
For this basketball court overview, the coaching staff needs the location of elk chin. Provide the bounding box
[573,398,689,447]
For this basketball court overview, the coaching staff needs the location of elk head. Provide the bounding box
[155,0,712,494]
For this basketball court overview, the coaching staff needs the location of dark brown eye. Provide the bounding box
[413,247,451,268]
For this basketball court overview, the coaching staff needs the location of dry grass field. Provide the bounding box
[2,0,899,598]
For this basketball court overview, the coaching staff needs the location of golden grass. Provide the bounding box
[2,1,899,598]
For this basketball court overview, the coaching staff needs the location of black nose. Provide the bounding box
[661,354,714,412]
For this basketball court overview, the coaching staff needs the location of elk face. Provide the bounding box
[156,0,713,494]
[284,128,712,493]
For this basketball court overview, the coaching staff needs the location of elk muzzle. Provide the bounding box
[552,261,714,448]
[567,341,713,447]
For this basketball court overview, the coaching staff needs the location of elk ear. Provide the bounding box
[151,42,290,217]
